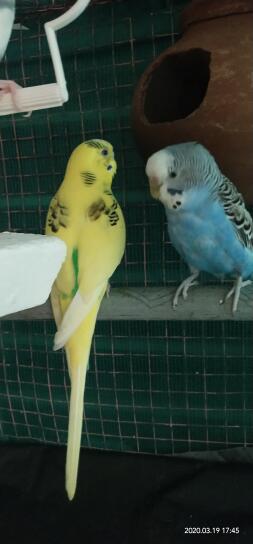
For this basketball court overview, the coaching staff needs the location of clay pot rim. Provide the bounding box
[183,0,253,30]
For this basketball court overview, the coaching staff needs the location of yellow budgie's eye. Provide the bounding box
[101,148,109,156]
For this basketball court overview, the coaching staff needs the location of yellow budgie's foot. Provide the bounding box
[219,276,252,314]
[173,271,199,309]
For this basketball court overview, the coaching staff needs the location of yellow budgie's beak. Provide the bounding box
[93,141,117,180]
[105,157,117,177]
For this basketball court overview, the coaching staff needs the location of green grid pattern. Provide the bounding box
[0,0,253,455]
[1,320,253,453]
[0,0,189,287]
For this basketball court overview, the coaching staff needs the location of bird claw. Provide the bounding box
[172,272,199,308]
[219,278,251,314]
[182,281,198,300]
[172,299,178,310]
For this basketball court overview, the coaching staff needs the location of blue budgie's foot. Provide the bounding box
[173,271,199,309]
[220,276,252,314]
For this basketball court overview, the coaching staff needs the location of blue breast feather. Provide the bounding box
[165,188,253,280]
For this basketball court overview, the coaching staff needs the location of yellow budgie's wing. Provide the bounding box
[53,193,125,351]
[53,281,107,350]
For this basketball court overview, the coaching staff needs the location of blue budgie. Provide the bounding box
[145,142,253,313]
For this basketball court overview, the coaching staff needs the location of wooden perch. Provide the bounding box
[2,285,253,321]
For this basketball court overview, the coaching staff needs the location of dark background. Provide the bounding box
[1,445,253,543]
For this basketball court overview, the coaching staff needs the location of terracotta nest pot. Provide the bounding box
[132,0,253,204]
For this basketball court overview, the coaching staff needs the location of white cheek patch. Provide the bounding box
[159,185,185,210]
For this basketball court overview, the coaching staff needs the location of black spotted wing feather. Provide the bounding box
[88,198,106,220]
[218,176,253,250]
[47,197,69,233]
[105,198,119,226]
[88,195,120,226]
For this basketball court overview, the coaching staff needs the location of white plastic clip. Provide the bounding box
[0,0,91,116]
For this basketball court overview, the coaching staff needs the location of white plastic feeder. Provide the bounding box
[0,232,66,317]
[0,0,91,116]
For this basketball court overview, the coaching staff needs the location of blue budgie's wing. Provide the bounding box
[218,177,253,250]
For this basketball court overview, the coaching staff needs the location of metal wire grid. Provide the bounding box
[0,0,253,455]
[1,319,253,453]
[0,0,189,287]
[15,0,126,21]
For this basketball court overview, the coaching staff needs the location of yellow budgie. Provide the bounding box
[45,139,126,500]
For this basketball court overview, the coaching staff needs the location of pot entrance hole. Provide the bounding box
[144,48,210,123]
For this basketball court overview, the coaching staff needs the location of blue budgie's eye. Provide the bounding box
[169,171,177,178]
[101,149,108,156]
[107,164,113,171]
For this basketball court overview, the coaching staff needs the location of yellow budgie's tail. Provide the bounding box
[65,303,100,500]
[66,360,87,501]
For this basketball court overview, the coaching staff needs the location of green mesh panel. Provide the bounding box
[1,320,253,453]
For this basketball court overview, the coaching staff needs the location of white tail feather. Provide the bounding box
[54,282,106,350]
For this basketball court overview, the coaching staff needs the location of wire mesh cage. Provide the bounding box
[0,0,252,457]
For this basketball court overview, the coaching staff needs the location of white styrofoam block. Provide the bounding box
[0,232,67,317]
